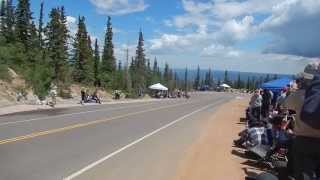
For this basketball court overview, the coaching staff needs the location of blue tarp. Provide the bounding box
[261,77,293,92]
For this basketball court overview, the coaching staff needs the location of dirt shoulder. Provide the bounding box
[173,98,251,180]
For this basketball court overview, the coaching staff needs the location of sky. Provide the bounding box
[20,0,320,73]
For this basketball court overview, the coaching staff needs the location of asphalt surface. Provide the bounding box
[0,92,234,180]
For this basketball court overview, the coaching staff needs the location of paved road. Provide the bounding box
[0,92,234,180]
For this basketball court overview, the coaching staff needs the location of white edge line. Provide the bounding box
[63,99,225,180]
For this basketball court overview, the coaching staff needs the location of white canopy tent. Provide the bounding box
[149,83,168,91]
[220,83,231,88]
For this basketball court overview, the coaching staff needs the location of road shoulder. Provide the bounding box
[173,98,249,180]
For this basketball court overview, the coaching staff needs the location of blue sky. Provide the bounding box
[24,0,320,74]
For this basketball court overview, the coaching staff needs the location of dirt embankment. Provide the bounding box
[173,98,250,180]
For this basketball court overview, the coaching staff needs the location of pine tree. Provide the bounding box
[194,65,200,90]
[264,74,270,82]
[15,0,33,48]
[151,57,161,83]
[4,0,15,42]
[217,78,221,86]
[204,68,213,88]
[124,58,132,93]
[132,30,146,95]
[38,1,44,47]
[72,16,93,84]
[236,73,241,89]
[163,63,170,86]
[152,57,158,74]
[184,67,188,93]
[118,61,122,71]
[0,0,6,34]
[101,16,116,74]
[246,76,250,90]
[45,7,69,88]
[93,38,100,87]
[273,74,278,80]
[145,58,152,87]
[224,70,230,84]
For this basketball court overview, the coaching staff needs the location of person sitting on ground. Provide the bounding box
[235,121,269,149]
[92,89,101,104]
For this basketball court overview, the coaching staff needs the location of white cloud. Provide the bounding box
[216,15,255,45]
[212,0,279,20]
[147,0,320,73]
[114,43,137,65]
[66,16,77,36]
[163,19,173,27]
[259,0,320,57]
[201,44,241,57]
[150,34,189,50]
[89,0,148,15]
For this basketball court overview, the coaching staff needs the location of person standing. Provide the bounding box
[262,89,272,118]
[285,61,320,180]
[250,89,263,121]
[49,83,58,107]
[80,89,86,104]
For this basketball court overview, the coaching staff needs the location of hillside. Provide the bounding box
[0,68,114,108]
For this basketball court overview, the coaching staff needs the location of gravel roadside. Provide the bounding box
[173,98,250,180]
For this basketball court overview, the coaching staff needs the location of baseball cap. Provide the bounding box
[297,61,320,80]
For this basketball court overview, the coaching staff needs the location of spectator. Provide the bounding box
[276,89,287,110]
[262,89,272,118]
[285,61,320,180]
[250,89,263,121]
[80,89,86,104]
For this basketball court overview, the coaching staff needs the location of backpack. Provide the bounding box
[300,75,320,129]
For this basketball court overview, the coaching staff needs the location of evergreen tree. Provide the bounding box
[1,0,15,42]
[45,7,69,89]
[194,65,200,90]
[124,59,132,93]
[118,61,122,71]
[264,74,270,82]
[246,76,250,90]
[151,57,161,83]
[72,16,92,84]
[132,30,146,95]
[163,63,170,86]
[38,1,44,47]
[236,73,241,89]
[93,38,100,87]
[217,78,221,86]
[184,67,188,93]
[15,0,32,48]
[224,70,230,84]
[204,68,213,88]
[5,0,15,42]
[101,16,116,74]
[273,74,278,80]
[0,0,6,34]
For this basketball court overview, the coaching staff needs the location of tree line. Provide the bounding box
[0,0,188,99]
[193,67,280,91]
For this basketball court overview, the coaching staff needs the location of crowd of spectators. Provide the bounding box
[234,61,320,180]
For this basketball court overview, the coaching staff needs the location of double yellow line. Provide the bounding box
[0,101,193,145]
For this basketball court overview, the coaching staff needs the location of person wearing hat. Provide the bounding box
[284,61,320,180]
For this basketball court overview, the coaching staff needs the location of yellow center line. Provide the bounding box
[0,101,195,145]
